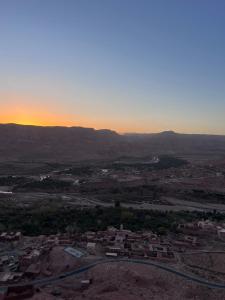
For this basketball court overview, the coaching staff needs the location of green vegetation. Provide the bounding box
[82,184,167,205]
[184,189,225,204]
[14,178,72,192]
[109,155,187,171]
[155,155,188,169]
[0,204,224,236]
[61,166,94,176]
[0,176,28,186]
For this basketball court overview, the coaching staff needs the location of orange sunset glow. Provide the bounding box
[0,92,161,132]
[1,107,69,127]
[0,110,159,133]
[1,92,80,127]
[0,106,87,128]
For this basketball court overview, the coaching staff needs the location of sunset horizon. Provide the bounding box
[1,2,225,298]
[1,121,225,137]
[1,1,225,136]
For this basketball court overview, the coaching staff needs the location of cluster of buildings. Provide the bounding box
[79,225,175,261]
[1,220,225,288]
[178,219,225,242]
[0,226,177,286]
[0,234,61,285]
[0,233,22,243]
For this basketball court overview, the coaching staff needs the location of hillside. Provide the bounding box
[0,124,225,162]
[0,124,126,162]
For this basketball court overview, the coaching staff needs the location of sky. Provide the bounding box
[0,0,225,134]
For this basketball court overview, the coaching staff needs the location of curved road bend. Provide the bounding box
[178,251,225,255]
[2,258,225,290]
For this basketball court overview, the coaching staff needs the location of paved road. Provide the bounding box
[2,258,225,291]
[181,251,225,255]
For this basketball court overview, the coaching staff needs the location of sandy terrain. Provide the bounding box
[33,262,225,300]
[181,252,225,281]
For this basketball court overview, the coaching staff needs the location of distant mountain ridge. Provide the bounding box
[0,124,225,162]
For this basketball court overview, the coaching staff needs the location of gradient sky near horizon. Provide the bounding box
[0,0,225,134]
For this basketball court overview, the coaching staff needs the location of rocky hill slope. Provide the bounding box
[0,124,225,162]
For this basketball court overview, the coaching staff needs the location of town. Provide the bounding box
[0,155,225,299]
[1,217,225,299]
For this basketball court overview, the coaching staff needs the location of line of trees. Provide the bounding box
[0,204,224,236]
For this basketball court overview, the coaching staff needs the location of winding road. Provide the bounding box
[1,258,225,291]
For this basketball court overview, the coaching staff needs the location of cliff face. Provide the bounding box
[124,131,225,157]
[0,124,125,161]
[0,124,225,162]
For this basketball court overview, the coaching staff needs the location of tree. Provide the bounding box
[66,223,79,235]
[114,200,121,208]
[0,222,6,232]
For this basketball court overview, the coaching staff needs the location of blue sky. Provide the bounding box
[0,0,225,133]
